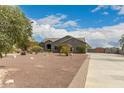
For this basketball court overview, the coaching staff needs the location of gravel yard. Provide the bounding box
[0,53,87,88]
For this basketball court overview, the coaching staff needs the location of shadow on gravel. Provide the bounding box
[0,66,6,69]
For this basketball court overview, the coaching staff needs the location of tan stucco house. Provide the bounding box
[42,35,86,53]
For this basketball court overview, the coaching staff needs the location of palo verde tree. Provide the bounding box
[0,33,12,58]
[0,5,32,57]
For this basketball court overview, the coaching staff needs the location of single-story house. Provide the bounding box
[42,35,86,53]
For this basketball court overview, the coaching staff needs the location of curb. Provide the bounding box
[68,55,90,88]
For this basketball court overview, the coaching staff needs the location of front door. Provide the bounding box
[46,44,51,51]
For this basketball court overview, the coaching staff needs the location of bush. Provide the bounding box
[8,46,17,53]
[31,45,42,54]
[59,44,71,56]
[47,49,51,52]
[76,45,86,53]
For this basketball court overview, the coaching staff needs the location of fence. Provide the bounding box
[87,48,105,53]
[87,48,124,55]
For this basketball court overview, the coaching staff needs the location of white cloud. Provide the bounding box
[32,17,124,48]
[113,16,124,22]
[62,20,77,27]
[111,6,124,15]
[36,14,78,30]
[91,5,107,13]
[111,6,122,10]
[37,14,67,26]
[118,7,124,15]
[92,5,124,15]
[102,12,109,15]
[113,17,119,22]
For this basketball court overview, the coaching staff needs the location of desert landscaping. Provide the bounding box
[0,53,88,88]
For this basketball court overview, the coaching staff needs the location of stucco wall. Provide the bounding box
[44,41,53,51]
[52,38,86,53]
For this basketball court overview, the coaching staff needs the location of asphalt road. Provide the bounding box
[85,53,124,88]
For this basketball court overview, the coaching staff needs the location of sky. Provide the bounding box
[19,5,124,48]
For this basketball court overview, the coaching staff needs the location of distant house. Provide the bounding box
[95,47,105,53]
[42,35,86,53]
[87,47,105,53]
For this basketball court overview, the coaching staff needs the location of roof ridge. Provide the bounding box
[43,35,85,43]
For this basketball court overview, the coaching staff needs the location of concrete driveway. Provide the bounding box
[85,53,124,88]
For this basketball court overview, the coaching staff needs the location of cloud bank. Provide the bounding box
[91,5,124,15]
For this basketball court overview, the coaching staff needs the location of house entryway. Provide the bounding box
[46,44,51,50]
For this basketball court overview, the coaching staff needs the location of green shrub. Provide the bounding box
[9,46,17,53]
[47,49,51,52]
[31,45,42,54]
[76,45,86,53]
[59,44,71,56]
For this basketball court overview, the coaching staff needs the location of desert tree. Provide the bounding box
[119,34,124,50]
[0,5,32,57]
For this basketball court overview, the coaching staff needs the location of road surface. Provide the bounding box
[85,53,124,88]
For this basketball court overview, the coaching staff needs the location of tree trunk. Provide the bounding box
[5,52,7,57]
[0,53,3,58]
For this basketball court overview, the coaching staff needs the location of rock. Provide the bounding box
[13,55,16,58]
[0,70,8,87]
[70,53,73,56]
[5,79,14,85]
[35,65,44,68]
[30,57,34,60]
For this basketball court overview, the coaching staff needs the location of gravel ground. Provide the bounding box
[0,53,87,88]
[0,69,8,87]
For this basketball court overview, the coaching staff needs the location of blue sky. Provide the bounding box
[19,5,124,48]
[19,5,124,28]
